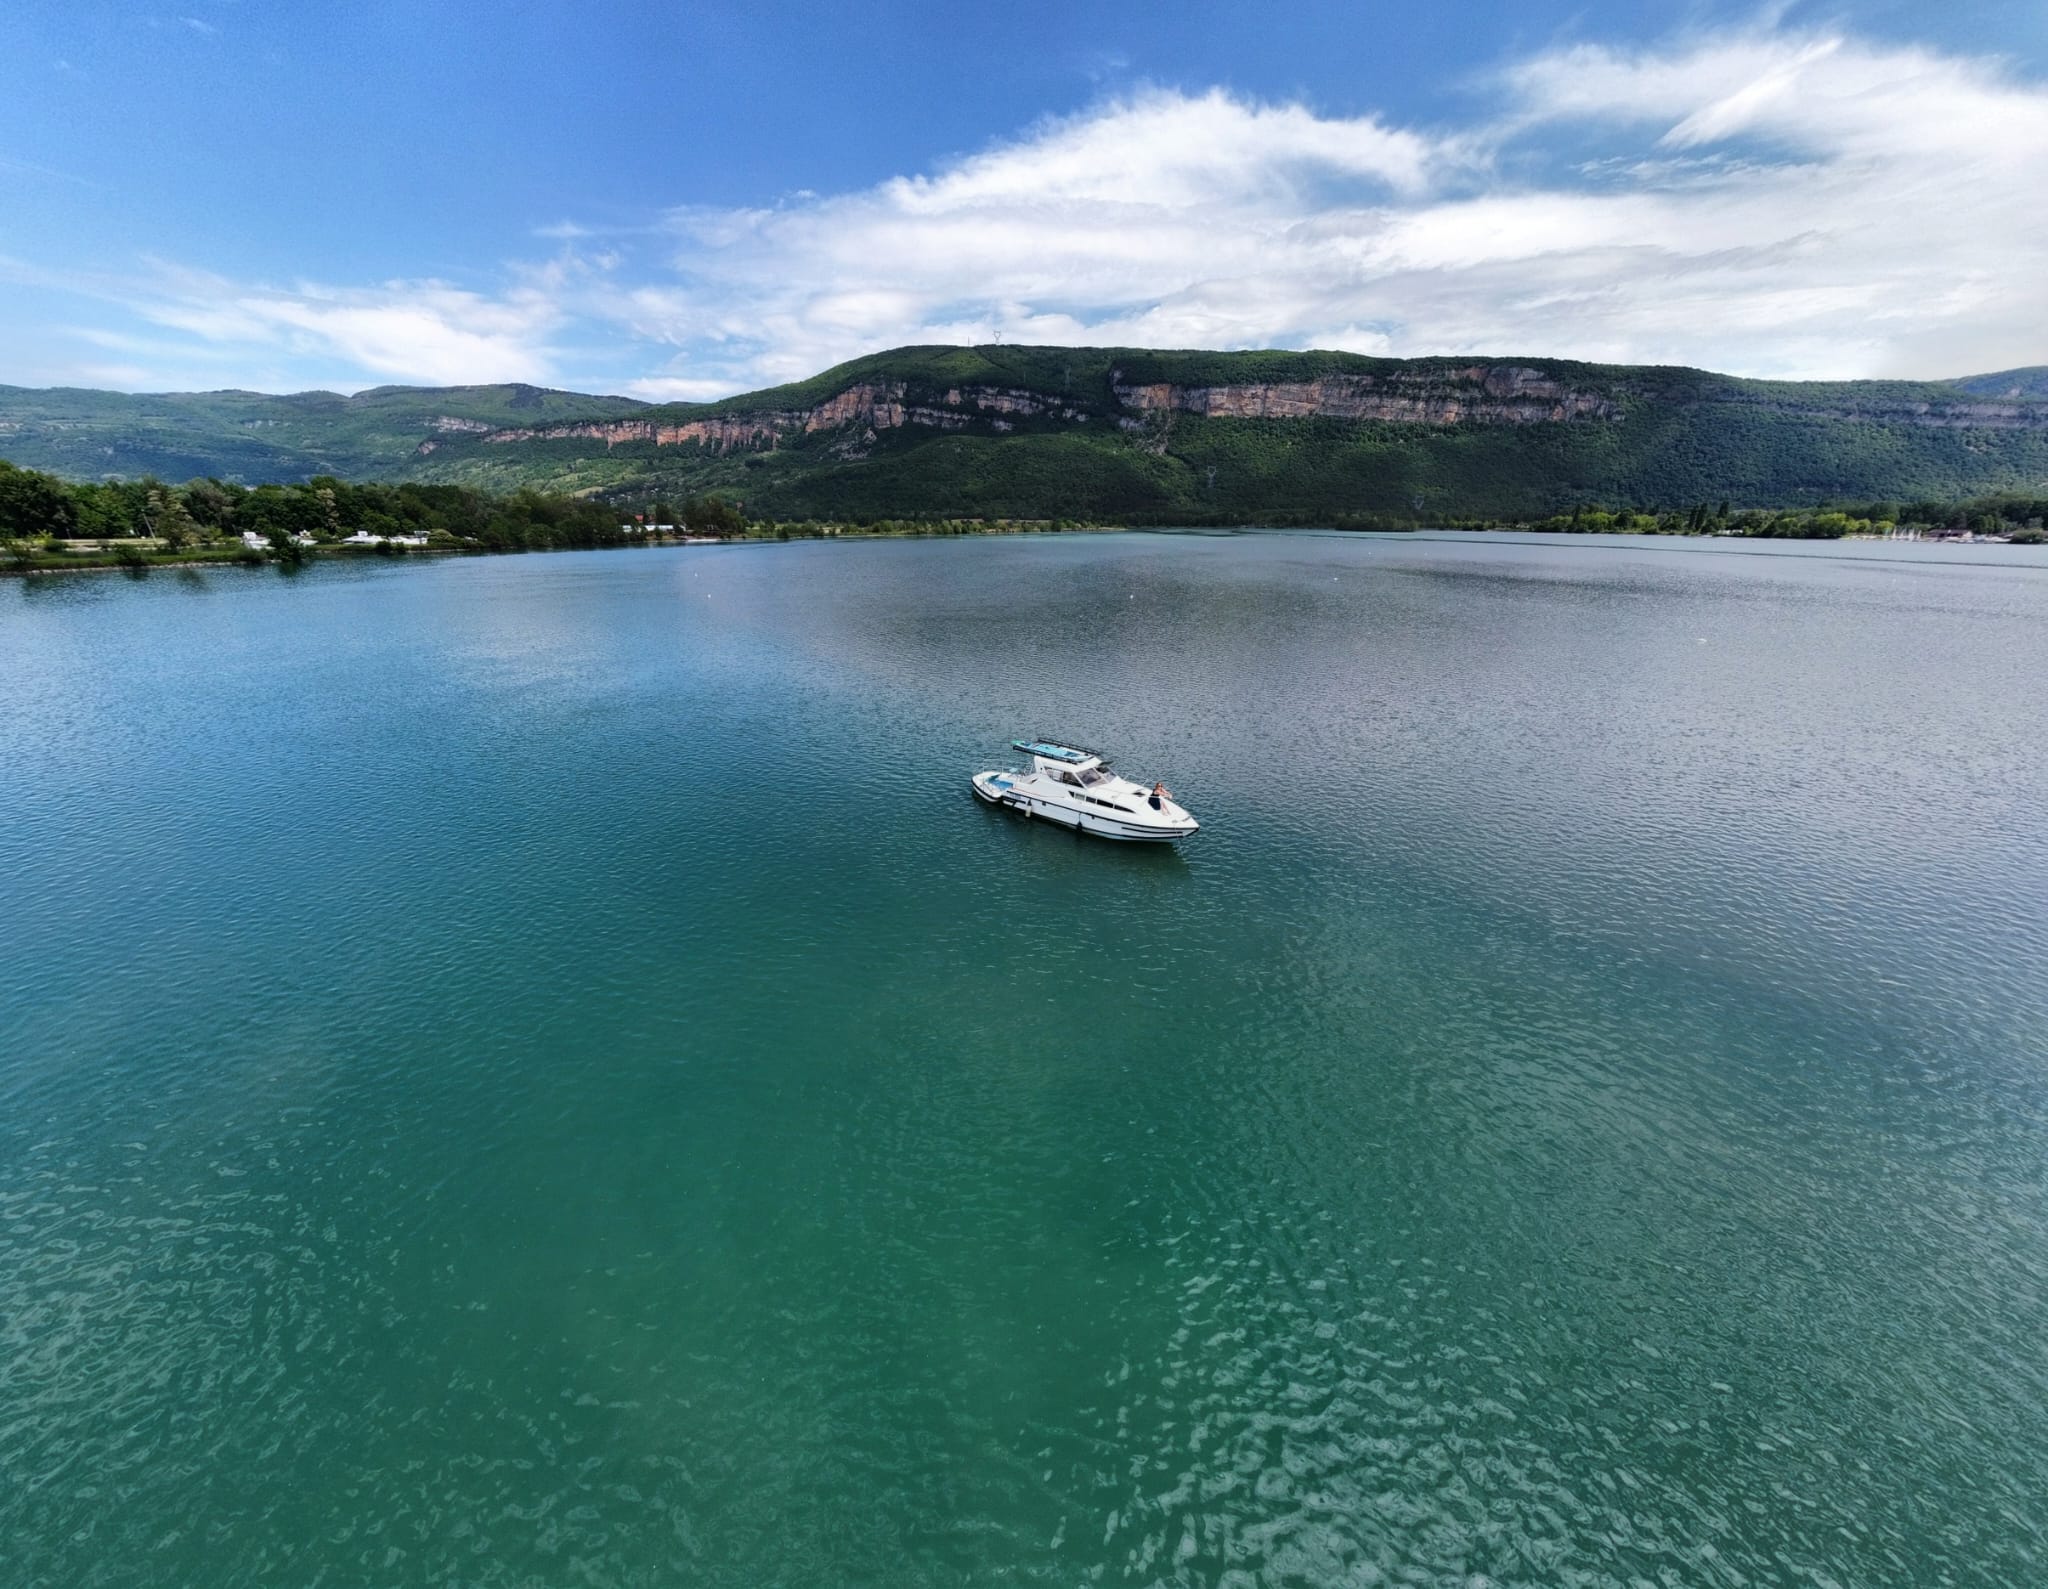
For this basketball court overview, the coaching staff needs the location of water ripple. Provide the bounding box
[2,534,2045,1585]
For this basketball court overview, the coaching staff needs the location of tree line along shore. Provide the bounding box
[1,459,2042,575]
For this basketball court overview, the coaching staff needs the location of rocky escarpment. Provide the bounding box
[471,412,788,454]
[1113,365,1620,425]
[449,367,1621,457]
[454,380,1100,457]
[454,380,1089,456]
[434,358,2048,463]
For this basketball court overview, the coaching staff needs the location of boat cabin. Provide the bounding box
[1013,739,1115,788]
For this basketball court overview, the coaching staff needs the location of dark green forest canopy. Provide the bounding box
[4,459,2041,558]
[0,463,655,554]
[4,347,2046,521]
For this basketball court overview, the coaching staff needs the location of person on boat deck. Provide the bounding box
[1150,780,1171,810]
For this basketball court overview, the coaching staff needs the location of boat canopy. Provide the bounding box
[1012,739,1101,765]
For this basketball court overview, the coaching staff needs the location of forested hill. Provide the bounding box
[6,348,2048,519]
[1951,367,2048,400]
[0,382,645,483]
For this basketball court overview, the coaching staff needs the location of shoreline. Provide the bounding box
[0,519,1132,578]
[8,519,2042,582]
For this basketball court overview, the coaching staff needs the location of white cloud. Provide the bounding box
[18,258,567,387]
[225,287,558,385]
[619,374,745,403]
[882,87,1437,210]
[14,26,2048,394]
[570,33,2048,391]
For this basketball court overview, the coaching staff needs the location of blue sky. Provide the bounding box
[3,0,2045,396]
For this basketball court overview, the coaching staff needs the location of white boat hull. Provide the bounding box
[972,769,1197,843]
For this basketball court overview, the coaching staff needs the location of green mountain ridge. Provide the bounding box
[6,347,2048,518]
[1950,366,2048,400]
[0,381,646,484]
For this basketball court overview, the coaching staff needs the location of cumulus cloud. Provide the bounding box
[619,374,749,402]
[608,33,2048,390]
[17,258,566,387]
[150,286,559,385]
[19,25,2048,393]
[613,87,1451,388]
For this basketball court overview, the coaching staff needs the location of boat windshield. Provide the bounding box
[1077,767,1110,787]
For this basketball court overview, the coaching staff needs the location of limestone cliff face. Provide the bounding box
[1113,366,1618,425]
[475,413,783,453]
[460,368,1617,457]
[439,363,2045,461]
[467,381,943,455]
[939,386,1090,421]
[802,383,901,433]
[461,379,1113,458]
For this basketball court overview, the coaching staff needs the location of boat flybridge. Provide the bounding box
[972,740,1198,842]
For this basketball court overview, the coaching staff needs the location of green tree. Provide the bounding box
[147,488,202,552]
[181,478,238,532]
[683,494,745,536]
[72,482,143,540]
[315,486,343,541]
[0,461,77,539]
[303,477,361,541]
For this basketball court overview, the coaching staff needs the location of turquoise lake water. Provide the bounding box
[3,531,2046,1586]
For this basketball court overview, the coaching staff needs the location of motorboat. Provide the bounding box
[972,739,1198,842]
